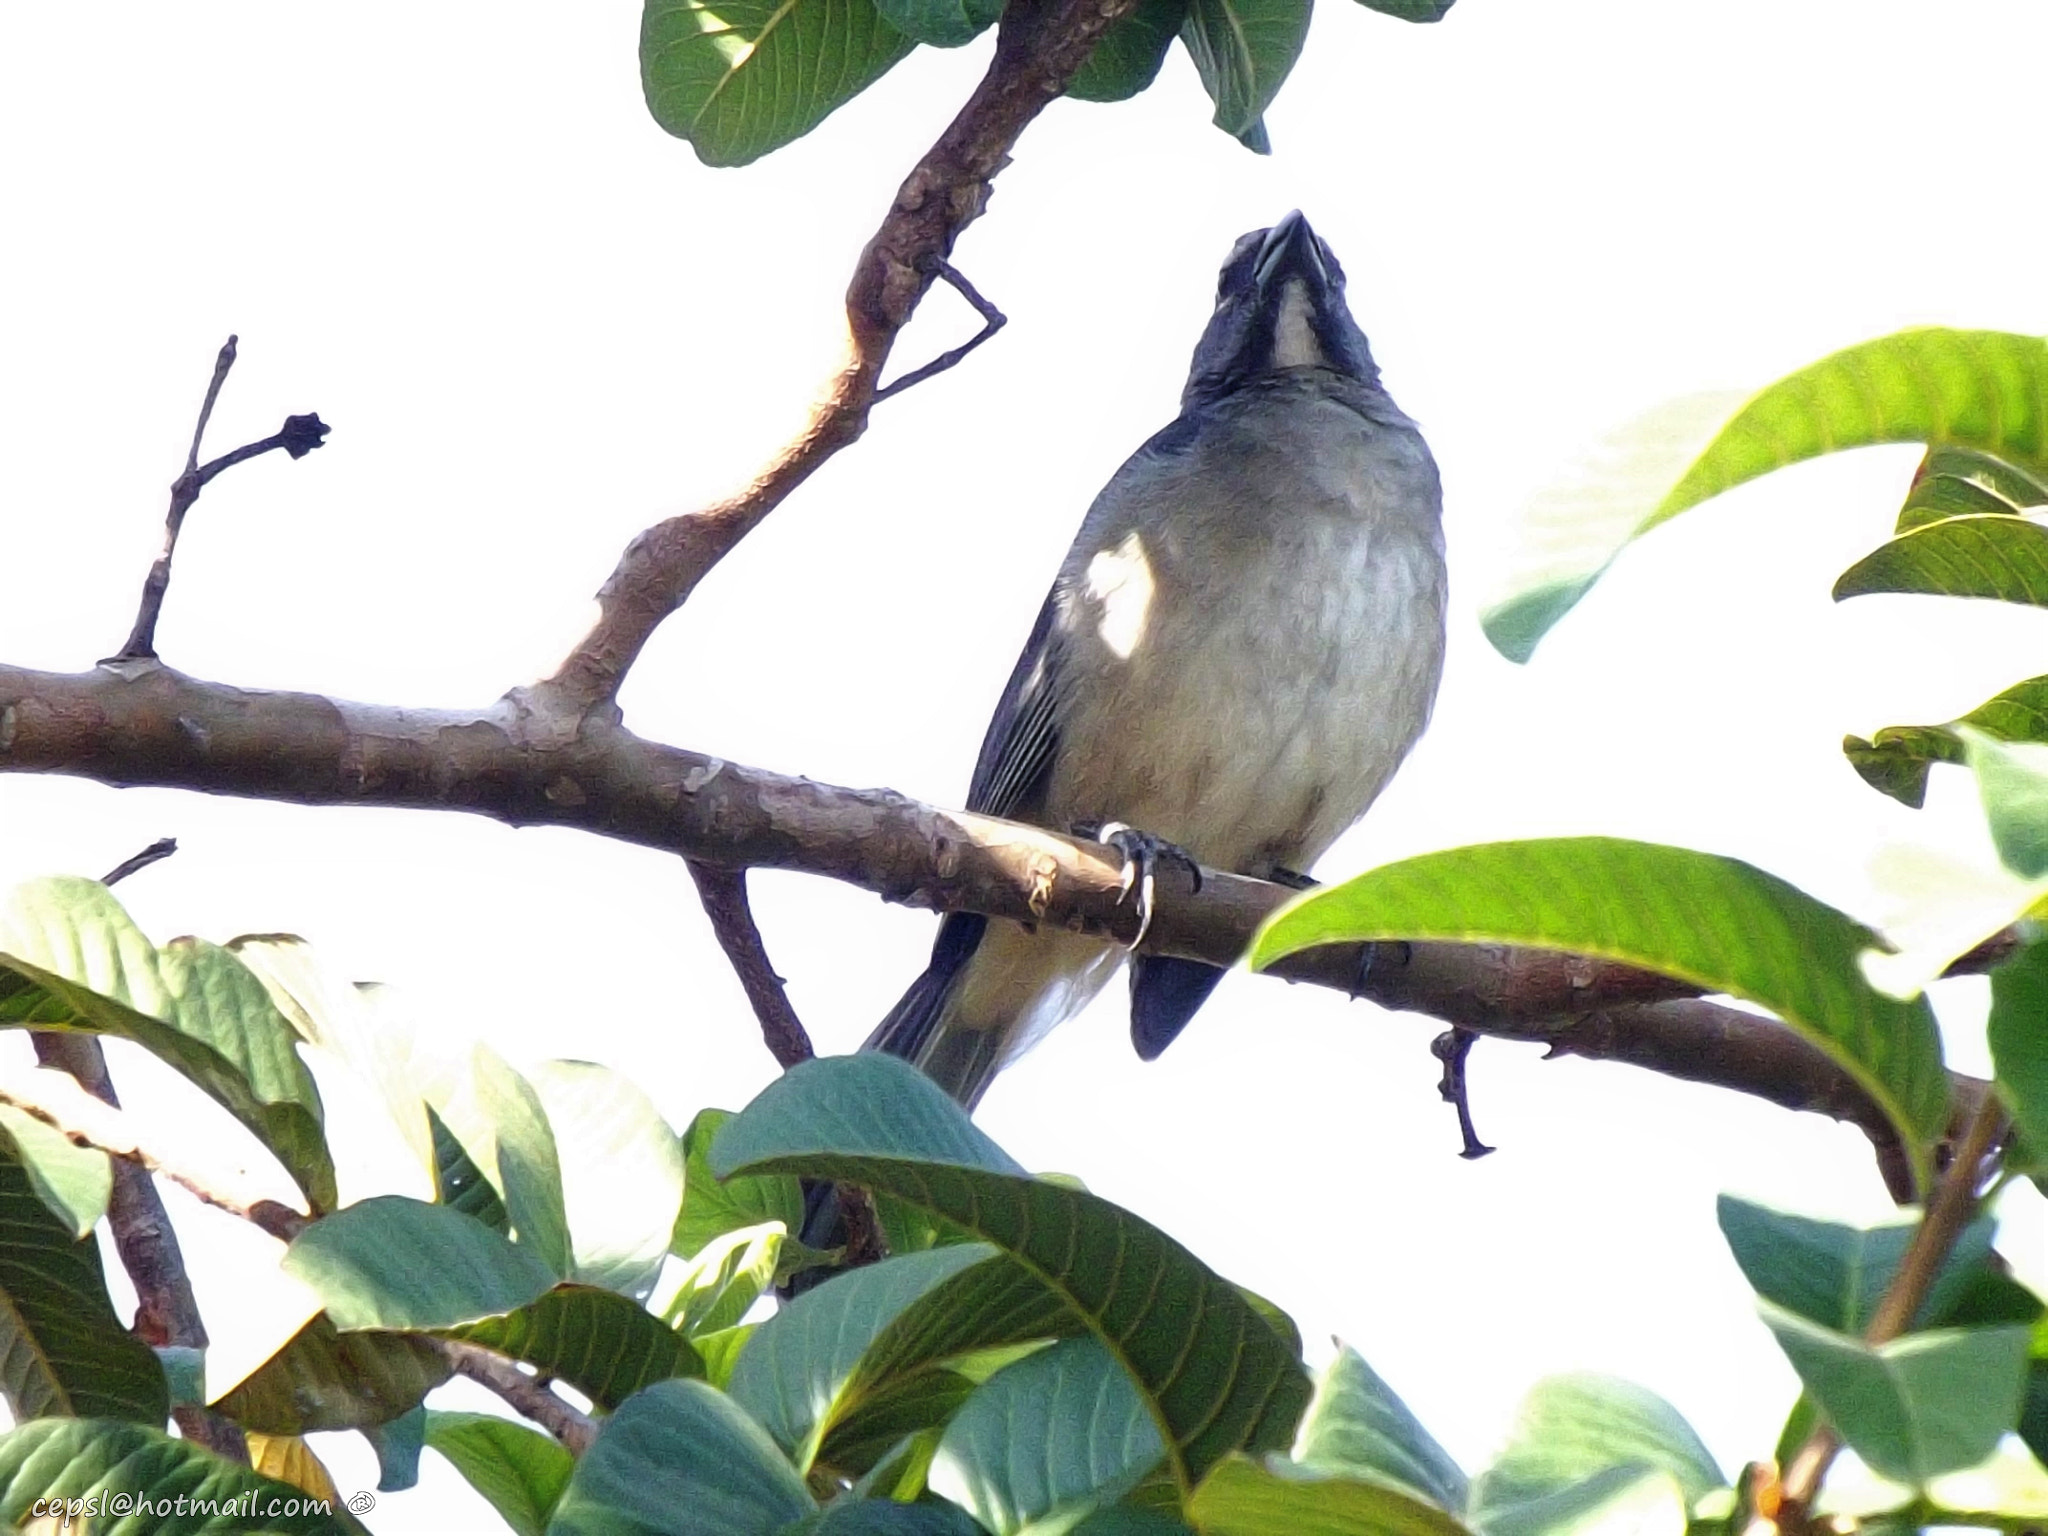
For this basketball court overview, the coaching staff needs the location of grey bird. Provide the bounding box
[875,210,1447,1109]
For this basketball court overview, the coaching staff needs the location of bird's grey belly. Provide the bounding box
[1046,515,1445,877]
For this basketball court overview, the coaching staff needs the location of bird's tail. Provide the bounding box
[862,912,1003,1109]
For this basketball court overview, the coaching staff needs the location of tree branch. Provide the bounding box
[434,1340,597,1455]
[686,861,815,1069]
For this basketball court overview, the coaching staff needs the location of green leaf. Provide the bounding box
[1068,0,1189,101]
[1178,0,1311,138]
[551,1378,815,1536]
[1842,674,2048,808]
[929,1336,1165,1533]
[0,876,336,1212]
[427,1409,574,1536]
[1834,514,2048,607]
[678,1107,805,1260]
[657,1222,787,1336]
[363,1403,427,1492]
[432,1103,510,1233]
[0,1417,353,1533]
[0,1097,108,1237]
[1352,0,1451,16]
[1759,1301,2030,1485]
[716,1055,1312,1493]
[1714,1196,1995,1334]
[1467,1376,1721,1536]
[1291,1345,1466,1512]
[1190,1456,1474,1536]
[283,1195,557,1331]
[871,0,997,47]
[210,1312,449,1434]
[730,1243,998,1466]
[443,1283,704,1410]
[697,1323,757,1389]
[0,1146,167,1424]
[1251,838,1949,1184]
[1990,940,2048,1161]
[437,1046,574,1277]
[817,1371,978,1478]
[1965,730,2048,879]
[640,0,916,168]
[1481,329,2048,661]
[1895,444,2048,532]
[791,1501,990,1534]
[526,1059,683,1299]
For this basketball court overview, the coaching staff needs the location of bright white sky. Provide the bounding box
[5,3,2048,1528]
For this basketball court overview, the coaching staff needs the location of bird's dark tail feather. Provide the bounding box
[1129,954,1226,1059]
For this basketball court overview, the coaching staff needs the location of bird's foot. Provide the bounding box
[1431,1026,1495,1160]
[1077,821,1202,949]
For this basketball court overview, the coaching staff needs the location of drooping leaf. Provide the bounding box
[730,1243,997,1467]
[1190,1456,1474,1536]
[1759,1301,2030,1486]
[0,1148,167,1424]
[362,1403,427,1492]
[1251,838,1949,1186]
[525,1059,683,1299]
[426,1409,575,1536]
[1714,1196,1995,1335]
[871,0,998,47]
[0,1417,351,1532]
[1895,444,2048,532]
[715,1055,1312,1492]
[1834,513,2048,608]
[1989,940,2048,1165]
[0,1097,108,1237]
[929,1336,1165,1534]
[677,1107,804,1260]
[282,1195,557,1331]
[0,876,336,1212]
[1178,0,1311,138]
[1842,674,2048,808]
[1291,1345,1466,1512]
[1964,730,2048,879]
[550,1378,814,1536]
[1481,329,2048,661]
[640,0,916,168]
[442,1283,703,1410]
[211,1312,449,1434]
[1466,1375,1721,1536]
[1068,0,1189,101]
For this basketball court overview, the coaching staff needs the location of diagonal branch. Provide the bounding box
[686,861,815,1069]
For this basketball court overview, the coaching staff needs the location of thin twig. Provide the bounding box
[435,1340,597,1455]
[1773,1090,2010,1531]
[110,334,328,663]
[873,260,1008,402]
[685,861,814,1069]
[101,836,178,888]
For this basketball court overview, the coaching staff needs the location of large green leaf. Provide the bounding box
[1178,0,1311,138]
[0,1095,109,1237]
[0,1417,353,1533]
[677,1107,804,1260]
[443,1283,704,1410]
[929,1337,1165,1533]
[1714,1196,1995,1335]
[1895,444,2048,532]
[1466,1375,1721,1536]
[1965,730,2048,879]
[1481,329,2048,661]
[426,1409,574,1536]
[283,1195,557,1331]
[1068,0,1189,101]
[0,877,335,1211]
[1250,838,1949,1183]
[640,0,915,168]
[1291,1345,1465,1513]
[1842,674,2048,808]
[436,1047,574,1277]
[1190,1457,1473,1536]
[1833,513,2048,607]
[730,1243,997,1466]
[211,1313,449,1434]
[526,1059,683,1299]
[0,1150,167,1423]
[1989,940,2048,1165]
[550,1378,814,1536]
[1759,1301,2030,1485]
[715,1055,1311,1492]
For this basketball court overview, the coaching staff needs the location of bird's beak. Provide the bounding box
[1251,209,1328,296]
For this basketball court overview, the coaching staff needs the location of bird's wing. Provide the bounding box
[965,591,1065,821]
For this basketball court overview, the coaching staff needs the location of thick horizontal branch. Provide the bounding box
[0,658,2001,1160]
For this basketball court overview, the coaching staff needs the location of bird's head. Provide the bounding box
[1181,210,1380,409]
